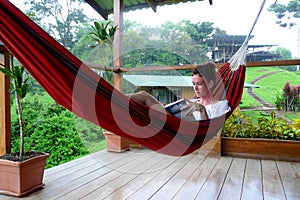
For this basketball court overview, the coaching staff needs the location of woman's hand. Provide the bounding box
[180,98,209,120]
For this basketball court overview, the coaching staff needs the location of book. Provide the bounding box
[164,99,188,118]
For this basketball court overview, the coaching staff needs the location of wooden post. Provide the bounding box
[104,0,130,152]
[0,46,11,156]
[113,0,123,91]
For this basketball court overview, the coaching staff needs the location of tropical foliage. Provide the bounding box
[88,21,118,81]
[10,97,103,168]
[222,109,300,140]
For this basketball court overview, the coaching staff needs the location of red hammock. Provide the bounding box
[0,0,245,156]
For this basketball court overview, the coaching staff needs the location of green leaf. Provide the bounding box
[109,25,117,37]
[15,88,22,98]
[20,83,30,98]
[94,21,101,32]
[0,67,14,78]
[23,76,30,84]
[14,66,23,88]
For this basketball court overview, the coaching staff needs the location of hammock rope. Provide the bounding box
[229,0,267,70]
[0,0,265,156]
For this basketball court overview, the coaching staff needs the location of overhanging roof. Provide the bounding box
[207,35,255,46]
[84,0,207,19]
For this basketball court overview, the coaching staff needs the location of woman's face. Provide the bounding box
[192,74,211,98]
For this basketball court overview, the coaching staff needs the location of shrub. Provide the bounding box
[276,81,300,111]
[222,109,252,138]
[222,109,300,140]
[29,112,89,168]
[292,113,300,129]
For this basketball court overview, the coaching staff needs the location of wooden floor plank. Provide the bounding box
[45,157,100,183]
[88,153,179,200]
[1,149,300,200]
[80,152,164,199]
[218,157,246,200]
[172,156,219,200]
[293,162,300,177]
[241,159,263,200]
[59,151,156,200]
[44,150,108,176]
[23,150,136,200]
[149,154,206,199]
[261,159,286,200]
[277,161,300,200]
[194,156,233,200]
[101,153,178,200]
[126,154,194,200]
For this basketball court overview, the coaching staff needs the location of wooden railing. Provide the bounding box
[86,59,300,72]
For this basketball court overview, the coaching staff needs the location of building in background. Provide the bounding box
[207,34,281,63]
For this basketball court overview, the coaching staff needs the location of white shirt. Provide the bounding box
[192,100,231,120]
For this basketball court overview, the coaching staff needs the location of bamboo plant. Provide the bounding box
[0,59,30,159]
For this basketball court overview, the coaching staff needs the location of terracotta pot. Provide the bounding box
[0,153,49,197]
[104,131,130,152]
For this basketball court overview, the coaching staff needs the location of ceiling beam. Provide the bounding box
[145,0,157,12]
[84,0,209,17]
[84,0,109,19]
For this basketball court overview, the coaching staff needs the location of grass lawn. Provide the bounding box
[240,110,267,124]
[240,88,261,108]
[240,67,284,108]
[244,66,283,83]
[239,66,299,122]
[284,112,299,121]
[241,110,298,122]
[241,67,299,107]
[254,70,300,105]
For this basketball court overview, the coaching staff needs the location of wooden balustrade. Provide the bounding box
[86,59,300,72]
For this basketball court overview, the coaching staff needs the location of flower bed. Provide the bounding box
[222,110,300,140]
[221,110,300,161]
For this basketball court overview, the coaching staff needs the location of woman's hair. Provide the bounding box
[192,62,216,83]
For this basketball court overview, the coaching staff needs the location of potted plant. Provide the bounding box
[0,61,49,197]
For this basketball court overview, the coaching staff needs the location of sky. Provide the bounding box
[9,0,300,57]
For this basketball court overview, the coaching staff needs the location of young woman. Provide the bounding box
[127,62,230,120]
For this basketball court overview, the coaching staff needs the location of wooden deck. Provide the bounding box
[1,148,300,200]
